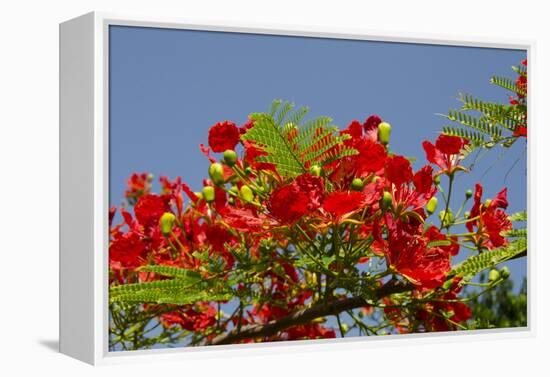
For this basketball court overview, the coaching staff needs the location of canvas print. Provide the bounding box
[108,26,527,351]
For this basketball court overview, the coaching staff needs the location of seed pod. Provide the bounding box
[500,266,511,279]
[380,191,393,211]
[202,186,216,203]
[240,185,254,203]
[465,189,473,199]
[309,165,322,177]
[223,149,238,167]
[351,178,365,191]
[208,163,225,185]
[426,196,438,214]
[159,212,176,235]
[488,269,500,282]
[377,122,392,145]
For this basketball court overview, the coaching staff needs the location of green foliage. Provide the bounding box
[110,270,232,306]
[441,62,526,154]
[509,211,527,222]
[467,275,527,329]
[451,237,527,279]
[242,100,358,177]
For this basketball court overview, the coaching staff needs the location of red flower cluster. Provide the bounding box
[109,106,516,345]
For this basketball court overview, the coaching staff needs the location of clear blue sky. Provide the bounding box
[109,26,527,288]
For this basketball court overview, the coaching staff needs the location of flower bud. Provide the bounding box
[223,149,238,167]
[380,191,393,211]
[340,323,349,334]
[465,189,473,199]
[464,211,470,218]
[240,185,254,203]
[229,186,239,196]
[159,212,176,235]
[500,266,511,279]
[434,175,441,185]
[426,196,438,215]
[439,209,453,226]
[484,199,492,208]
[488,269,500,282]
[351,178,365,191]
[147,173,154,182]
[377,122,392,145]
[208,163,225,185]
[202,186,216,203]
[309,165,322,177]
[194,192,203,201]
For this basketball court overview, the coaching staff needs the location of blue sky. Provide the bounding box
[109,26,526,291]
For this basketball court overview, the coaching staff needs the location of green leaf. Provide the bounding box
[509,211,527,222]
[242,100,357,178]
[450,238,527,279]
[137,265,203,281]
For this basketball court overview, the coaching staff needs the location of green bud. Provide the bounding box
[340,323,349,334]
[500,266,511,279]
[357,310,365,318]
[434,175,441,185]
[245,167,253,175]
[464,211,471,218]
[194,192,203,201]
[240,185,254,203]
[439,209,453,226]
[377,122,392,145]
[229,186,239,196]
[465,189,473,199]
[146,173,154,182]
[351,178,365,191]
[309,165,322,177]
[426,196,438,215]
[488,269,500,282]
[484,199,492,208]
[208,163,225,185]
[202,186,216,203]
[223,149,238,167]
[159,212,176,235]
[380,191,393,211]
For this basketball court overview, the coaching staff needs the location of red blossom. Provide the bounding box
[268,174,325,224]
[423,134,468,175]
[134,194,171,228]
[109,232,145,269]
[322,191,366,217]
[385,155,413,186]
[208,120,241,152]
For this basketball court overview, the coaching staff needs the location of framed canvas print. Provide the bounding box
[59,12,532,365]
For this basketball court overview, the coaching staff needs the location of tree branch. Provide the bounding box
[209,279,412,345]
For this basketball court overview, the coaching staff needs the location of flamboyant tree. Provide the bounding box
[108,61,527,350]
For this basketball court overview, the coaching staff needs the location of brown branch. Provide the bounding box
[209,279,413,345]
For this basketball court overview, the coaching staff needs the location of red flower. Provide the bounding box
[423,134,468,175]
[383,217,451,289]
[323,191,366,217]
[356,139,387,175]
[219,206,270,232]
[208,121,240,152]
[385,155,413,186]
[363,115,382,142]
[413,165,434,194]
[134,194,170,228]
[109,232,145,269]
[267,174,325,224]
[125,172,152,203]
[466,184,512,249]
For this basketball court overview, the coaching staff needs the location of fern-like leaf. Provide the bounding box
[450,238,527,279]
[242,100,358,178]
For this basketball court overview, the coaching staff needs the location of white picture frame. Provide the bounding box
[59,11,534,365]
